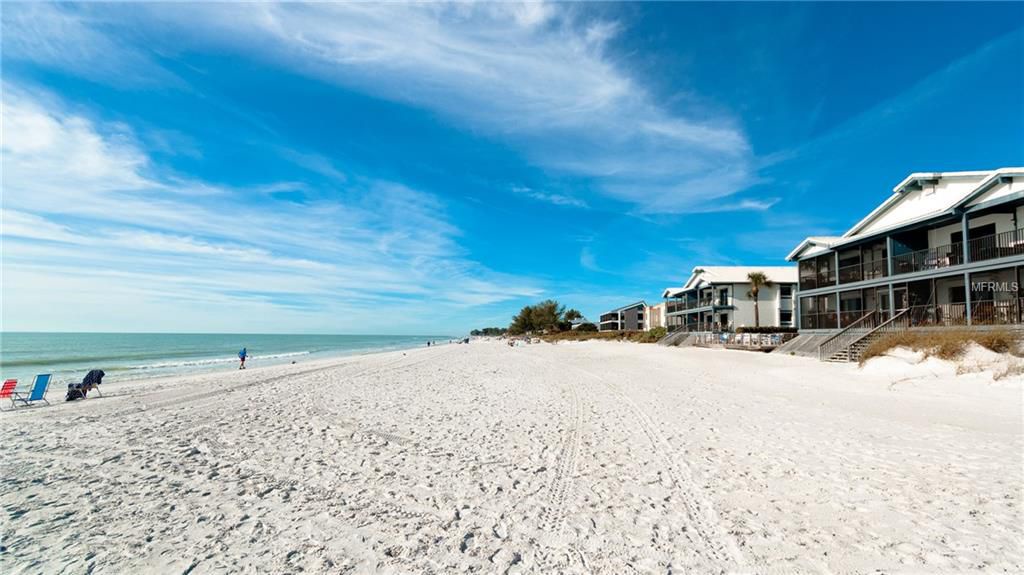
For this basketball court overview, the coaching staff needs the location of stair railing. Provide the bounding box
[844,308,911,361]
[817,310,877,361]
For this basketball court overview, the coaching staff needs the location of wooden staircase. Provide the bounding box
[818,309,911,363]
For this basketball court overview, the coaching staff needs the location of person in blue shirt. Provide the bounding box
[238,347,248,370]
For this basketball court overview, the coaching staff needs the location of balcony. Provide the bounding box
[892,242,963,275]
[799,311,839,330]
[890,228,1024,277]
[906,298,1024,327]
[665,296,719,314]
[838,259,887,285]
[968,228,1024,262]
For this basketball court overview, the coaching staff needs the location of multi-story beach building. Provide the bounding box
[644,302,667,331]
[787,167,1024,337]
[662,266,797,333]
[599,301,646,332]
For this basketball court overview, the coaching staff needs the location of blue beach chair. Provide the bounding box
[12,374,52,408]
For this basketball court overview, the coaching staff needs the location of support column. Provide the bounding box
[961,212,971,264]
[886,236,894,277]
[795,294,801,331]
[837,290,843,329]
[885,236,896,319]
[965,272,973,326]
[834,251,840,286]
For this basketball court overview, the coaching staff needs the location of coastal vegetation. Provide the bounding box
[859,328,1021,364]
[507,300,583,335]
[470,327,508,336]
[746,271,773,328]
[541,326,667,344]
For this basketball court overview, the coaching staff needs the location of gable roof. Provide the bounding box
[786,236,844,261]
[662,287,686,298]
[605,300,646,313]
[787,167,1024,261]
[679,266,797,291]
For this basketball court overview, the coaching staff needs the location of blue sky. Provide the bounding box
[2,2,1022,334]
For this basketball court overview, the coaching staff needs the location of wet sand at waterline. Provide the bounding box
[2,341,1021,573]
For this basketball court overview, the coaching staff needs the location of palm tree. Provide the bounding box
[747,271,774,328]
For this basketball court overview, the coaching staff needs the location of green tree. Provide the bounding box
[508,300,576,334]
[509,305,535,335]
[529,300,565,333]
[564,309,583,322]
[746,271,774,328]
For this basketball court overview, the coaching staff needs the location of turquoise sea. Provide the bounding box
[0,333,455,386]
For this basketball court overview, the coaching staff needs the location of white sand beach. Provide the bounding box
[2,341,1021,574]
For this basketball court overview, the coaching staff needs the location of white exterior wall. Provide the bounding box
[860,176,986,235]
[644,303,667,330]
[721,282,794,328]
[970,178,1024,205]
[927,212,1016,248]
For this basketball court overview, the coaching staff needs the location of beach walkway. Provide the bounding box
[1,341,1021,573]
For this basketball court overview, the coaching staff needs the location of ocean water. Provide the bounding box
[0,333,455,386]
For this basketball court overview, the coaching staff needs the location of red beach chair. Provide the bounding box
[0,379,18,408]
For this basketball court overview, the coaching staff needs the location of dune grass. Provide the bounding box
[860,328,1021,364]
[541,327,667,344]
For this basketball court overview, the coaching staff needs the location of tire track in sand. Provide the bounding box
[537,378,583,536]
[571,363,747,570]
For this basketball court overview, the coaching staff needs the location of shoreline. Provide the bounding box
[0,334,455,391]
[2,340,1020,573]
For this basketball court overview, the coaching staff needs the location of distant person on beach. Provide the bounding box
[238,347,248,369]
[426,341,431,347]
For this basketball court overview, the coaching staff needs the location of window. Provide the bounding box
[780,310,793,324]
[952,223,996,244]
[780,285,792,298]
[799,259,817,290]
[948,286,966,304]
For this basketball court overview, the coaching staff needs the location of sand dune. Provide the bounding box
[2,341,1021,573]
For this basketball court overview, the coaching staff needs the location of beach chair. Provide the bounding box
[0,379,18,408]
[12,374,52,408]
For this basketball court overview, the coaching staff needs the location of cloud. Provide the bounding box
[511,185,588,209]
[0,2,180,87]
[1,84,541,332]
[3,2,760,214]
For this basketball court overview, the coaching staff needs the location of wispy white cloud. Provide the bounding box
[1,84,542,332]
[0,2,180,87]
[3,1,764,214]
[511,185,588,209]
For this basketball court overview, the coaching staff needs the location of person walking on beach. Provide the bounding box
[238,347,248,369]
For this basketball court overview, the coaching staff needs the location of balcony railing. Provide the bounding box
[905,302,968,327]
[968,228,1024,262]
[972,298,1024,325]
[889,228,1024,277]
[664,297,721,313]
[692,331,798,349]
[802,228,1024,291]
[892,242,963,276]
[901,298,1024,327]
